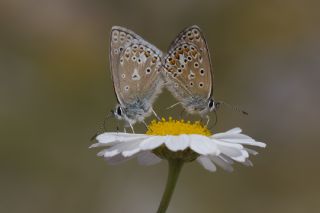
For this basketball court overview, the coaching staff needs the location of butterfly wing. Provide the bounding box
[163,25,213,103]
[110,26,163,107]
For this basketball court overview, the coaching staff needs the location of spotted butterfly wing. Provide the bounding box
[163,25,213,113]
[110,26,163,118]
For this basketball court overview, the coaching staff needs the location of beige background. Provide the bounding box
[1,0,319,212]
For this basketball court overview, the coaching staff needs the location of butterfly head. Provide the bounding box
[208,98,220,112]
[113,104,124,120]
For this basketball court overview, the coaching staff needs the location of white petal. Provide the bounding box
[98,139,142,158]
[197,156,217,172]
[213,128,242,138]
[105,154,134,165]
[96,132,147,144]
[241,159,253,167]
[217,144,249,162]
[190,135,219,155]
[137,151,162,166]
[140,136,164,150]
[219,138,266,148]
[120,140,143,157]
[89,143,101,148]
[103,149,119,157]
[210,156,234,172]
[245,148,258,155]
[219,154,234,164]
[97,144,121,157]
[212,130,266,148]
[165,135,189,151]
[97,148,109,157]
[213,139,244,149]
[226,127,242,134]
[122,148,141,157]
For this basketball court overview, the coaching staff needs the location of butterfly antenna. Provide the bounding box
[217,101,248,115]
[103,110,115,131]
[90,111,114,141]
[213,110,218,126]
[207,110,218,131]
[166,102,180,110]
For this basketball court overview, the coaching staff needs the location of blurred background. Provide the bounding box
[1,0,319,212]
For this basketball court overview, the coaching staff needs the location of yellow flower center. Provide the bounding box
[146,117,211,136]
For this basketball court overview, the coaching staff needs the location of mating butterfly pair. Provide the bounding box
[110,25,222,132]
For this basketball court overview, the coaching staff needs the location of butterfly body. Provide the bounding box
[110,26,163,128]
[182,96,215,116]
[114,99,153,125]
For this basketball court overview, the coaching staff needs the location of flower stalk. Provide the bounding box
[157,159,184,213]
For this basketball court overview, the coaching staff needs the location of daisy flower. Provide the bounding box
[90,118,266,213]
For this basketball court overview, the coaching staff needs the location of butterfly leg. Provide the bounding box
[205,115,210,127]
[142,120,149,130]
[166,102,180,110]
[152,108,160,120]
[90,132,98,141]
[180,109,185,119]
[209,110,218,131]
[129,123,135,134]
[116,119,120,133]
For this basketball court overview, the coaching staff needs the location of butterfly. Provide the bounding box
[109,26,163,132]
[163,25,247,125]
[162,25,217,123]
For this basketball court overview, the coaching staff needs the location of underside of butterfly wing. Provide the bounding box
[110,26,163,122]
[163,26,213,114]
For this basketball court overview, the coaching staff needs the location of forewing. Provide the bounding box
[164,25,213,101]
[110,26,163,106]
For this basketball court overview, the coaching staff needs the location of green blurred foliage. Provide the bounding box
[1,0,319,212]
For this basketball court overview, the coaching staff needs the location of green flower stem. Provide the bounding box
[157,159,184,213]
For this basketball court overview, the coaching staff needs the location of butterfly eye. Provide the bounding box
[117,106,122,116]
[208,99,214,108]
